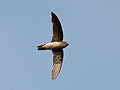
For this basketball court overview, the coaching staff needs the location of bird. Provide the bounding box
[37,12,69,80]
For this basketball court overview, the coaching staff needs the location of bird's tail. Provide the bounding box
[37,44,47,50]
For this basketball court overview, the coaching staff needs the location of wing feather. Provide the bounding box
[52,49,63,80]
[51,12,63,42]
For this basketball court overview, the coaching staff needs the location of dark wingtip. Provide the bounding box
[51,11,54,14]
[51,12,56,16]
[51,12,53,15]
[51,12,53,14]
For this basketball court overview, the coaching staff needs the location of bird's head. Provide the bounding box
[62,42,69,48]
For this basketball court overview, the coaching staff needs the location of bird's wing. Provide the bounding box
[51,12,63,42]
[52,49,63,80]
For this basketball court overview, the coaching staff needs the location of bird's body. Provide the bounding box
[37,12,68,80]
[38,42,68,50]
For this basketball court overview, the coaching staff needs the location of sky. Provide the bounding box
[0,0,120,90]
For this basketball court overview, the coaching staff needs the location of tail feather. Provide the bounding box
[37,44,46,50]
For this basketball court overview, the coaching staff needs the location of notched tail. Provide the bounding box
[37,44,46,50]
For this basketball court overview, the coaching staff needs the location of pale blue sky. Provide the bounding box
[0,0,120,90]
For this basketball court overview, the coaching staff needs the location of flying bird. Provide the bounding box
[37,12,69,80]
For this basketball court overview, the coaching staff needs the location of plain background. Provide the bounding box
[0,0,120,90]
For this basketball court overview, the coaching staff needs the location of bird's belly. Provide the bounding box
[44,42,63,50]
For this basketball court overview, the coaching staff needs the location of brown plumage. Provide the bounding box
[52,49,63,80]
[51,12,63,42]
[51,12,64,80]
[37,12,68,80]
